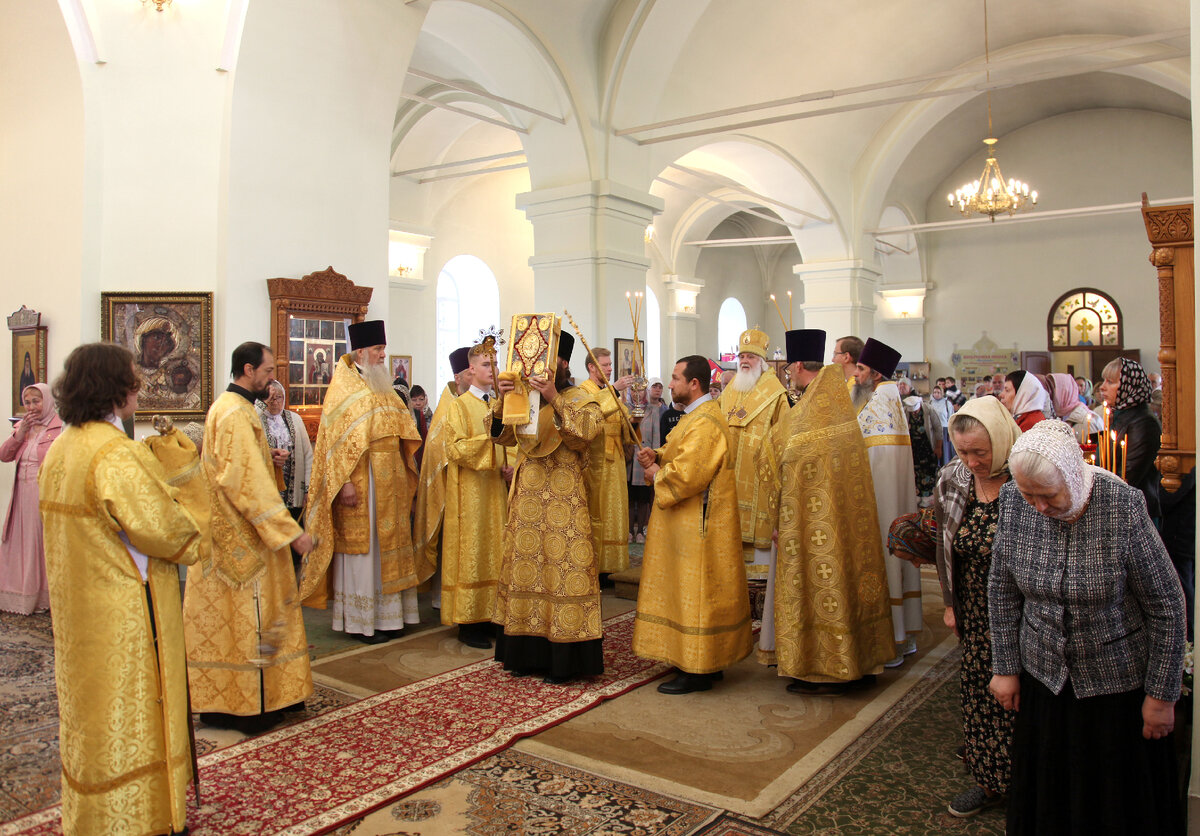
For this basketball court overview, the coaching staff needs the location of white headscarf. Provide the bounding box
[1010,420,1097,519]
[1011,372,1050,418]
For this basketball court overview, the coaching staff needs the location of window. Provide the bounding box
[717,297,747,358]
[1047,287,1123,350]
[435,255,500,399]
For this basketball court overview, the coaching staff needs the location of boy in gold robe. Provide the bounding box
[579,347,633,577]
[441,339,507,647]
[634,355,754,694]
[40,342,202,835]
[302,320,428,642]
[756,330,894,695]
[184,342,315,733]
[491,328,617,683]
[718,327,789,583]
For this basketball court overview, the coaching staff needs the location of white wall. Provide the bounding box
[922,108,1191,379]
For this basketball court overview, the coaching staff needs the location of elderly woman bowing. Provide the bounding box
[988,420,1185,835]
[256,380,313,525]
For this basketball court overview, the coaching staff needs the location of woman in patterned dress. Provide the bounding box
[932,396,1022,817]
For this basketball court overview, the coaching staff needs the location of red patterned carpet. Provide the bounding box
[2,611,668,836]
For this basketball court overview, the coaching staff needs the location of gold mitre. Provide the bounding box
[738,327,769,360]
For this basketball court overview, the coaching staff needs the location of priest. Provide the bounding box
[302,320,429,642]
[184,341,314,733]
[757,330,894,694]
[633,355,754,694]
[855,337,922,664]
[718,327,789,584]
[491,324,617,683]
[441,337,507,647]
[580,347,634,577]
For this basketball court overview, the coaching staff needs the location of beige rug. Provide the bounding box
[516,570,954,818]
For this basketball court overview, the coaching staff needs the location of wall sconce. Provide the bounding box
[878,288,926,320]
[143,0,172,11]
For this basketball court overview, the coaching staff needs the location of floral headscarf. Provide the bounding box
[1114,357,1153,410]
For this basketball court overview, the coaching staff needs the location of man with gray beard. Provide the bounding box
[301,320,428,644]
[718,328,789,587]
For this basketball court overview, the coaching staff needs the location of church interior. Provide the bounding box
[1,0,1198,833]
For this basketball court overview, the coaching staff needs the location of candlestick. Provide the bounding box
[769,294,788,331]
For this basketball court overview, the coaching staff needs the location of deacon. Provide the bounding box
[414,346,472,608]
[302,320,428,643]
[718,327,789,583]
[756,330,894,695]
[440,337,507,648]
[492,323,617,683]
[634,355,754,694]
[855,337,922,664]
[580,347,634,577]
[184,341,315,733]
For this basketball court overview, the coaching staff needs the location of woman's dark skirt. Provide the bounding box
[1007,672,1181,835]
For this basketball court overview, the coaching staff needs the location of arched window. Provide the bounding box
[1047,287,1123,350]
[645,286,661,380]
[717,297,747,358]
[435,255,500,399]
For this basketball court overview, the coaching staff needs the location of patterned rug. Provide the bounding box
[3,611,670,836]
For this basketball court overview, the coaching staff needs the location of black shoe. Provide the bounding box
[786,678,852,696]
[543,673,573,685]
[458,625,493,649]
[598,573,615,589]
[711,670,724,681]
[199,711,283,735]
[656,672,712,695]
[353,632,388,645]
[170,828,189,836]
[379,628,405,640]
[281,701,306,713]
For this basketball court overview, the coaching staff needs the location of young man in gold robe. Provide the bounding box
[717,327,789,584]
[414,346,471,610]
[441,339,507,647]
[756,330,895,695]
[580,347,633,577]
[40,343,203,836]
[634,355,754,694]
[491,326,617,683]
[855,337,922,666]
[302,320,428,643]
[184,341,315,734]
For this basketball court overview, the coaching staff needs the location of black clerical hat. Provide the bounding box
[785,329,825,364]
[449,346,471,375]
[859,337,901,378]
[558,330,574,362]
[348,320,386,351]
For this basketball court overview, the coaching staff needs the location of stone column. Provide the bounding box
[662,274,704,364]
[793,259,881,344]
[517,181,662,358]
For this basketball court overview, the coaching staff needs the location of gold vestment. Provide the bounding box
[184,390,311,715]
[39,421,201,835]
[413,382,458,571]
[579,379,632,573]
[757,365,894,680]
[719,372,789,578]
[492,386,614,642]
[633,398,754,673]
[440,390,507,625]
[301,355,428,604]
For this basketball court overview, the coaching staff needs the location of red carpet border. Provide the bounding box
[1,611,668,836]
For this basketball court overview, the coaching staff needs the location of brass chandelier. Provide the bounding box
[947,0,1038,221]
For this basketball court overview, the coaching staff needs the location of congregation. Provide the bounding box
[0,313,1188,835]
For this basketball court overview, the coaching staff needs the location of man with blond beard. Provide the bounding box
[302,320,429,643]
[718,327,789,586]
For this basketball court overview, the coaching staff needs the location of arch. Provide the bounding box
[717,297,747,358]
[435,255,500,395]
[1047,287,1123,351]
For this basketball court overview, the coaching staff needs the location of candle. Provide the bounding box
[769,294,788,331]
[787,290,793,330]
[1120,437,1127,482]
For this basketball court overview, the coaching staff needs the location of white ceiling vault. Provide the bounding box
[389,0,1190,263]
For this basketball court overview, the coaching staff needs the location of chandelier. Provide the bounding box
[947,0,1038,221]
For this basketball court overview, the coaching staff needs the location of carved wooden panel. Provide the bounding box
[1142,199,1194,493]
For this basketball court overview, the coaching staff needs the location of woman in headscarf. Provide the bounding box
[989,420,1184,835]
[256,379,313,565]
[999,370,1048,431]
[1048,372,1101,443]
[0,383,63,613]
[930,396,1022,818]
[629,377,666,542]
[1097,357,1161,523]
[927,383,955,464]
[897,376,939,505]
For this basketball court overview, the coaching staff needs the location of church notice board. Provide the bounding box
[950,333,1020,392]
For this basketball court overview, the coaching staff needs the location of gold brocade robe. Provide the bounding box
[756,365,895,681]
[579,379,632,574]
[441,390,507,625]
[38,421,201,835]
[301,356,427,605]
[633,399,754,673]
[719,372,789,576]
[413,383,458,572]
[492,386,615,642]
[184,390,311,715]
